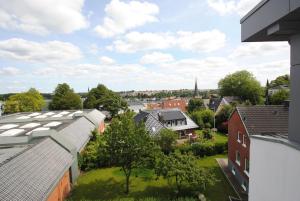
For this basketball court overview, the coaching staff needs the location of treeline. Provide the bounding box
[2,83,127,117]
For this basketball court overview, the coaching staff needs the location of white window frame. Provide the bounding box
[236,151,241,166]
[244,158,249,176]
[232,167,236,175]
[241,181,247,191]
[242,135,246,147]
[237,131,241,143]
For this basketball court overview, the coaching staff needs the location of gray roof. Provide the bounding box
[134,111,165,136]
[59,117,95,152]
[0,138,73,201]
[159,110,186,121]
[236,105,289,139]
[223,96,240,104]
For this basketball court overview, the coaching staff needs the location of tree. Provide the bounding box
[187,98,205,113]
[218,70,263,105]
[84,84,127,117]
[270,74,290,87]
[269,90,289,105]
[155,153,216,194]
[155,129,178,155]
[190,109,214,129]
[49,83,82,110]
[215,105,234,133]
[104,112,156,194]
[4,88,45,114]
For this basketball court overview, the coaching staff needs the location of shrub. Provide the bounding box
[179,140,227,157]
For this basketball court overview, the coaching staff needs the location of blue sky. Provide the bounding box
[0,0,290,93]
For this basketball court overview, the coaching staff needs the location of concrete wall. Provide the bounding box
[47,170,71,201]
[249,138,300,201]
[228,110,250,192]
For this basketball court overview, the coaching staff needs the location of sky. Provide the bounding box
[0,0,290,93]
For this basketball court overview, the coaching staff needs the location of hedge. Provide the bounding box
[178,141,228,157]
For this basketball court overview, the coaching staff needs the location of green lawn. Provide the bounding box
[195,130,228,144]
[68,154,237,201]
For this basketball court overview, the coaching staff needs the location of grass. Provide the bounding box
[68,154,237,201]
[195,130,228,144]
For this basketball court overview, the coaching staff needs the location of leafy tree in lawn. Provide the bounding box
[270,74,290,87]
[215,105,234,133]
[190,109,214,129]
[218,70,263,105]
[104,111,156,194]
[269,90,290,105]
[84,84,127,117]
[187,98,205,113]
[155,129,178,155]
[49,83,82,110]
[155,152,216,194]
[4,88,45,114]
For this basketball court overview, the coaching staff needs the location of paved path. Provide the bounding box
[216,158,248,201]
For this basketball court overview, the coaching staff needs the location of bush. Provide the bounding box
[202,129,213,140]
[178,141,227,157]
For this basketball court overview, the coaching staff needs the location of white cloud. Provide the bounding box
[0,67,21,75]
[230,42,289,59]
[94,0,159,38]
[109,30,226,53]
[177,30,226,52]
[100,56,115,65]
[0,0,88,35]
[0,38,82,63]
[140,52,174,64]
[207,0,261,16]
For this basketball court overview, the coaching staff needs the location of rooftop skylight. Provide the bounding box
[17,116,31,120]
[0,129,25,136]
[0,124,19,130]
[44,112,55,116]
[34,115,47,119]
[28,112,41,117]
[20,123,41,129]
[43,121,62,127]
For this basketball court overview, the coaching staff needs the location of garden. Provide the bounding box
[67,111,237,201]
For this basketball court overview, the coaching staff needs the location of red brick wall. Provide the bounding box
[162,99,187,112]
[47,170,71,201]
[228,110,250,180]
[98,121,105,134]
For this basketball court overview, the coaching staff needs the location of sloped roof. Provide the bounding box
[0,138,73,201]
[236,105,289,139]
[223,96,240,104]
[159,110,186,121]
[134,111,165,136]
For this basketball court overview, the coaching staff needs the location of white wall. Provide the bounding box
[249,137,300,201]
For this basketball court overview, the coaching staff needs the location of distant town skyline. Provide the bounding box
[0,0,290,93]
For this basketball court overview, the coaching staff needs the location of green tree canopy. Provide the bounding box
[83,84,127,117]
[4,88,45,114]
[187,98,205,113]
[155,129,178,155]
[270,74,290,87]
[218,70,263,105]
[190,109,214,129]
[49,83,82,110]
[215,105,234,133]
[269,90,289,105]
[104,112,156,194]
[155,153,216,193]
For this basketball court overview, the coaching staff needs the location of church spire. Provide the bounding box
[193,78,199,98]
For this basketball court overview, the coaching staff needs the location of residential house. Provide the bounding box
[127,100,146,113]
[208,97,221,111]
[135,108,198,138]
[147,99,188,112]
[228,105,288,193]
[216,96,240,114]
[268,84,289,96]
[0,109,106,201]
[240,0,300,200]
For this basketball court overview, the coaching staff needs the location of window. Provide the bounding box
[242,135,247,147]
[236,151,241,165]
[244,158,249,175]
[232,167,236,175]
[237,131,241,143]
[241,181,248,191]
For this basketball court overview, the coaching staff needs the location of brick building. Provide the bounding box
[147,99,187,112]
[228,105,288,193]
